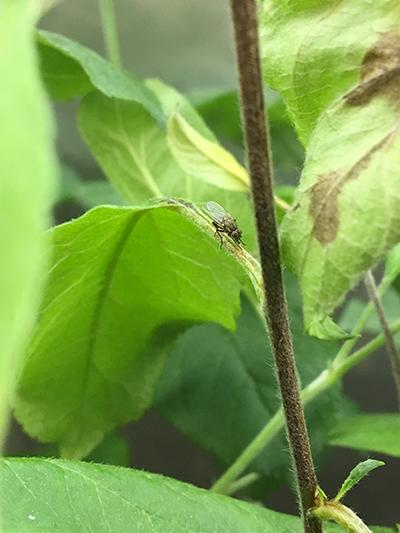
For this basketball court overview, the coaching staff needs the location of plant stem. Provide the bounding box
[334,276,391,365]
[310,500,372,533]
[274,194,290,211]
[211,408,283,494]
[224,472,260,496]
[229,2,321,531]
[364,270,400,408]
[211,319,400,495]
[99,0,121,69]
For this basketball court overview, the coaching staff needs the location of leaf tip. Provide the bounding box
[306,316,354,341]
[334,458,385,502]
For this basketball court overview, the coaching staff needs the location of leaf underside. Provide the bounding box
[156,275,354,486]
[261,1,400,339]
[13,203,255,459]
[329,414,400,457]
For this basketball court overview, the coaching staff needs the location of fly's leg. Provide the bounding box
[212,222,224,248]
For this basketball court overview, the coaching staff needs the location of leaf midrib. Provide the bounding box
[66,210,142,451]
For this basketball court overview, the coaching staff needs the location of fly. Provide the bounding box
[204,201,244,247]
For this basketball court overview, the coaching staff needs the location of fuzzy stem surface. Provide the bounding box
[229,2,321,531]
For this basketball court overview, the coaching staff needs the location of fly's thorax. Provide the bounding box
[222,217,238,232]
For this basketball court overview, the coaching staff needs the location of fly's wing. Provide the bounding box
[204,201,227,224]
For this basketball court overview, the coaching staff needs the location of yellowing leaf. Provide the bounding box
[168,113,249,192]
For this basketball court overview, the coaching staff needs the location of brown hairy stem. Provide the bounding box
[364,270,400,409]
[229,1,321,531]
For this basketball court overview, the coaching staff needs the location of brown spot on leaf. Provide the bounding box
[309,172,340,245]
[309,127,398,245]
[346,33,400,106]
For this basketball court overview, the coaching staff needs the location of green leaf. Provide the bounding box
[167,113,249,192]
[329,414,400,457]
[155,274,354,485]
[86,431,130,467]
[0,457,385,533]
[193,89,304,183]
[335,459,385,502]
[37,39,92,100]
[267,96,304,182]
[14,203,257,459]
[193,89,243,144]
[148,79,216,141]
[57,165,124,208]
[261,2,400,339]
[0,457,314,533]
[78,91,175,202]
[0,1,57,444]
[78,84,258,252]
[307,317,353,342]
[36,30,163,123]
[261,2,400,146]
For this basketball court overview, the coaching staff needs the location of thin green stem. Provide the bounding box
[224,472,260,496]
[211,409,283,494]
[211,319,400,495]
[99,0,122,69]
[334,319,400,379]
[364,270,400,408]
[333,276,390,365]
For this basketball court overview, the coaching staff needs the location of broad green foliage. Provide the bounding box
[13,203,256,459]
[78,80,257,250]
[0,1,57,444]
[329,414,400,457]
[261,1,400,145]
[0,457,350,533]
[261,1,400,339]
[78,92,171,202]
[156,275,353,486]
[335,459,385,502]
[37,30,163,122]
[0,458,389,533]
